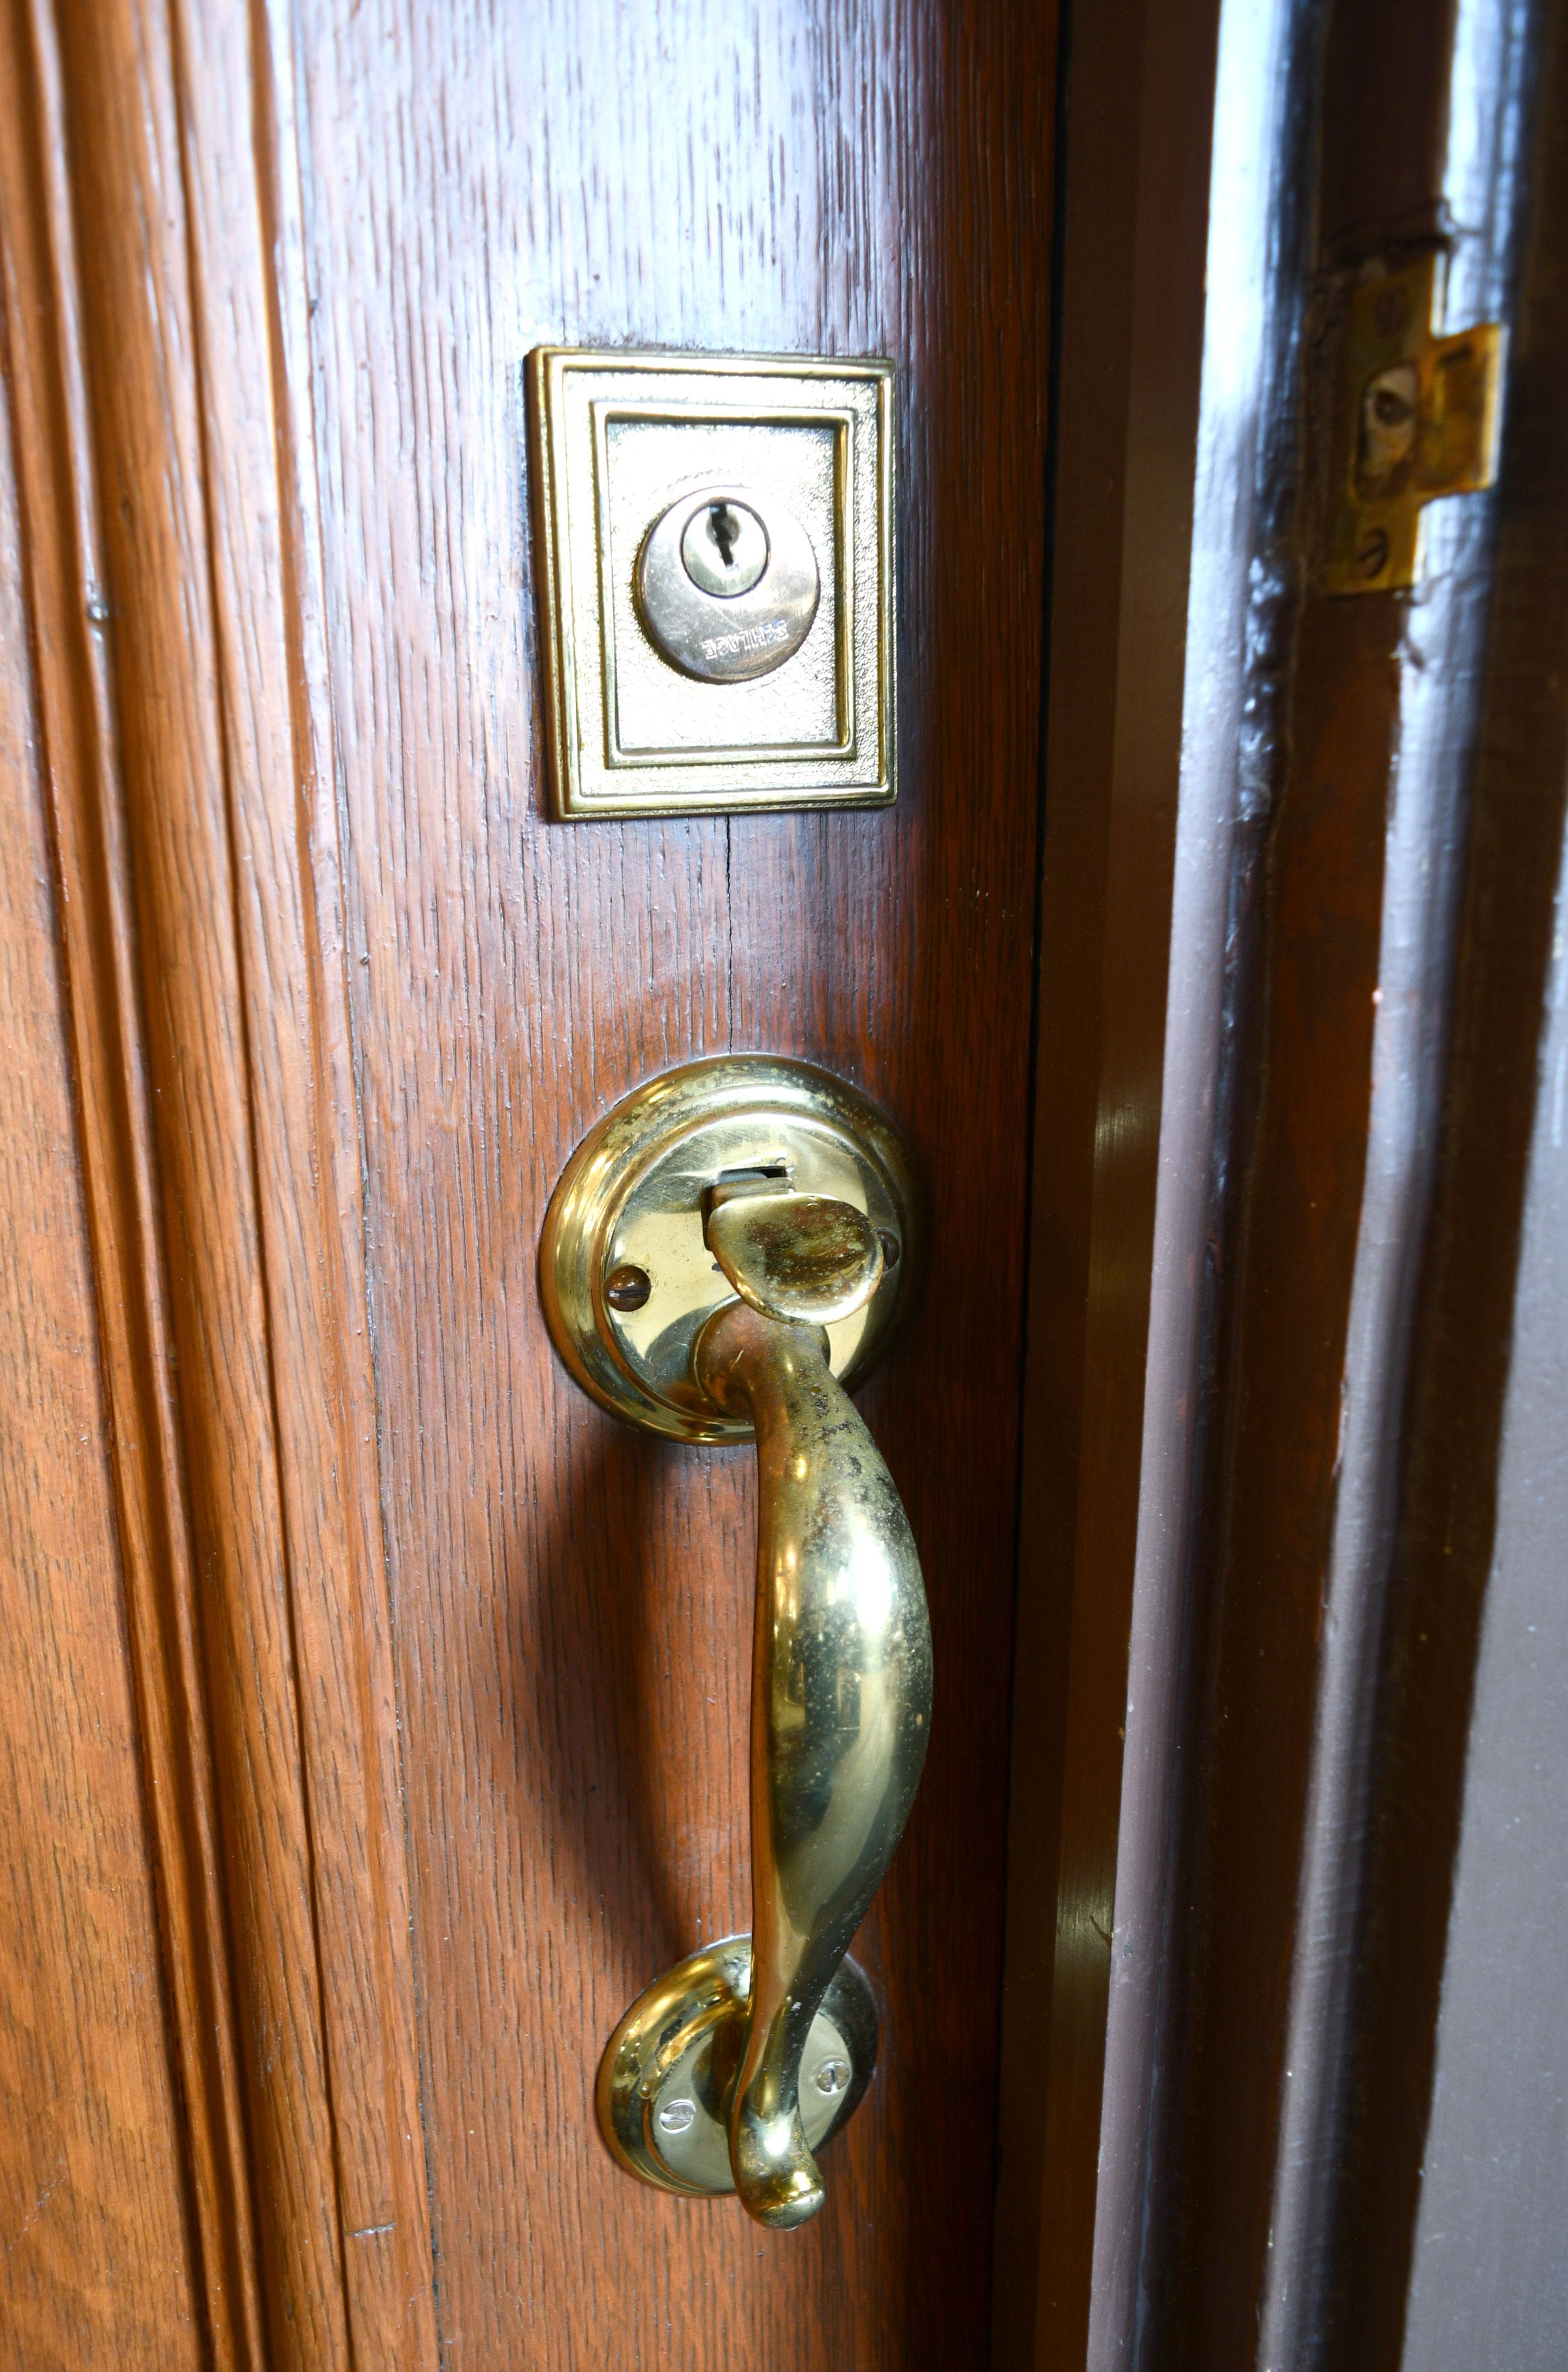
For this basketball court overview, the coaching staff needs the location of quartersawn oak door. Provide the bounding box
[0,3,1055,2366]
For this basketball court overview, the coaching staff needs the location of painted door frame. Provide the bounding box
[995,0,1568,2363]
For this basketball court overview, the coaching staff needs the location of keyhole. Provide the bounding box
[672,492,772,603]
[706,503,741,570]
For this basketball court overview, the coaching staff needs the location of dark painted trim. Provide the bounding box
[990,0,1224,2358]
[999,0,1567,2365]
[1328,1,1568,2356]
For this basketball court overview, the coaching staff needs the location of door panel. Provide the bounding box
[0,363,203,2372]
[1,0,1054,2358]
[291,6,1054,2361]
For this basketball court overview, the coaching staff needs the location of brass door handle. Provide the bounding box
[540,1059,928,2227]
[695,1197,930,2224]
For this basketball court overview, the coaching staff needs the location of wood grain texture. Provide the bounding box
[34,3,356,2356]
[160,0,440,2356]
[3,0,1055,2358]
[1,0,440,2360]
[0,270,204,2372]
[0,4,263,2361]
[287,1,1056,2362]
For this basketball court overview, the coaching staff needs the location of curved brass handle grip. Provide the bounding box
[694,1293,931,2228]
[550,1061,925,2228]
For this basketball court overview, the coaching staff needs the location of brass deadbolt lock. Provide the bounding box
[634,484,821,682]
[527,347,896,818]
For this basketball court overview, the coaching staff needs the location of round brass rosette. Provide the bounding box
[538,1055,918,1443]
[596,1937,878,2201]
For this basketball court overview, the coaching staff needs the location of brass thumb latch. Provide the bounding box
[540,1057,930,2228]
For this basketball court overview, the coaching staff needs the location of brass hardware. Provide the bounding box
[678,496,770,600]
[635,484,820,682]
[706,1178,884,1325]
[1324,253,1503,595]
[538,1056,916,1444]
[527,348,895,817]
[597,1937,877,2203]
[541,1058,929,2226]
[691,1298,929,2225]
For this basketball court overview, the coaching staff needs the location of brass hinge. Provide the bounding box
[1323,252,1504,595]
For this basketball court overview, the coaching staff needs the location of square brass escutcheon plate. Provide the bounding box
[527,347,896,820]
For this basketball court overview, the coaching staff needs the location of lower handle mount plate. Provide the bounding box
[596,1937,878,2198]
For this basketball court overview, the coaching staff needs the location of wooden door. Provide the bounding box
[10,1,1567,2367]
[0,3,1056,2366]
